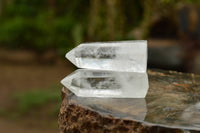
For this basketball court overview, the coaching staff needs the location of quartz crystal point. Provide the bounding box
[61,69,149,98]
[66,40,147,72]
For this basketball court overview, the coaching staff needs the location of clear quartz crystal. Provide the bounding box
[66,40,147,72]
[61,69,149,98]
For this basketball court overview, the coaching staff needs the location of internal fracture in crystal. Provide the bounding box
[61,69,149,98]
[66,40,147,72]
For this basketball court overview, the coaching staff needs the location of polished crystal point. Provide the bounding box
[61,69,149,98]
[66,40,147,72]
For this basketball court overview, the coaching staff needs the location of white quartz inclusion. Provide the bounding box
[61,69,149,98]
[66,40,147,72]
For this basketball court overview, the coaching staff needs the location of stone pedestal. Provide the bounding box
[58,70,200,133]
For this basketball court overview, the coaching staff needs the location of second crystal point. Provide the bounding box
[66,40,147,72]
[61,69,149,98]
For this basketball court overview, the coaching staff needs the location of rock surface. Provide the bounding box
[58,69,200,133]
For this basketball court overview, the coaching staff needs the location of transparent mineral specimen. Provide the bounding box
[61,69,149,98]
[66,40,147,72]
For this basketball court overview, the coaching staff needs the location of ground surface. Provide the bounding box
[0,49,75,133]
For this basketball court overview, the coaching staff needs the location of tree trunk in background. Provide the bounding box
[139,0,156,38]
[106,0,124,40]
[47,0,56,8]
[106,0,116,40]
[0,0,3,17]
[88,0,101,40]
[47,0,56,17]
[0,0,13,17]
[0,1,1,17]
[88,0,124,41]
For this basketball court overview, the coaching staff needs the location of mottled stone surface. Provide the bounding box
[58,69,200,133]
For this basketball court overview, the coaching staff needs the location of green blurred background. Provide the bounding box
[1,0,200,132]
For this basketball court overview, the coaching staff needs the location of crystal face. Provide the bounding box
[61,69,149,98]
[66,40,147,72]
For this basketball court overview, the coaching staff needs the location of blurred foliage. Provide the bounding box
[0,0,200,55]
[13,84,61,114]
[0,0,88,55]
[0,84,61,120]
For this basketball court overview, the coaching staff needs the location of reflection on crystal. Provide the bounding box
[61,69,149,98]
[66,40,147,72]
[68,91,147,121]
[181,102,200,125]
